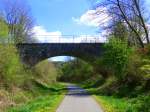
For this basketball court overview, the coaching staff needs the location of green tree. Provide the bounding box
[59,59,93,83]
[32,60,58,86]
[0,45,29,88]
[103,38,131,79]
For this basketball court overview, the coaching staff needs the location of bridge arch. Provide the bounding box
[17,43,104,66]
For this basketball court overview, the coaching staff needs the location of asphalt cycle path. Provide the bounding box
[56,85,103,112]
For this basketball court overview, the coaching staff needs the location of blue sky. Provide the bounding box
[27,0,98,35]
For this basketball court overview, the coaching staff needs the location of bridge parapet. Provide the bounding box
[33,35,104,43]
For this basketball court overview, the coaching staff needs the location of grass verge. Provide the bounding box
[7,94,65,112]
[6,83,67,112]
[93,95,131,112]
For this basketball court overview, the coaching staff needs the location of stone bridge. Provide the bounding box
[17,43,105,66]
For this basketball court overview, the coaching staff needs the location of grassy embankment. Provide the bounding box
[94,93,150,112]
[7,83,67,112]
[0,44,67,112]
[94,95,130,112]
[81,75,150,112]
[82,73,150,112]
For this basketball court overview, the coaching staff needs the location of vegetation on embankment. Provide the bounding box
[8,94,65,112]
[94,95,130,112]
[0,44,67,112]
[6,83,67,112]
[94,93,150,112]
[7,95,64,112]
[0,44,59,88]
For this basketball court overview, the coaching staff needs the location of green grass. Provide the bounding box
[94,95,131,112]
[6,83,68,112]
[94,94,150,112]
[7,94,64,112]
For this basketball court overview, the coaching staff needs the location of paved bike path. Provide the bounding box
[56,85,103,112]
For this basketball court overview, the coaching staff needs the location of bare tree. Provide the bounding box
[1,0,34,43]
[94,0,149,48]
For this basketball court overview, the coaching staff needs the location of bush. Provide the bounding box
[126,94,150,112]
[103,38,131,79]
[0,45,29,88]
[32,60,58,86]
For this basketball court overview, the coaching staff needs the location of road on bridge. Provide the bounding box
[56,85,103,112]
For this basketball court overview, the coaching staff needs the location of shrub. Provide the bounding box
[103,38,131,79]
[0,45,29,88]
[32,60,58,86]
[126,94,150,112]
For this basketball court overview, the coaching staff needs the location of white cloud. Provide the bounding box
[33,26,62,36]
[32,26,62,43]
[72,7,111,27]
[32,25,106,43]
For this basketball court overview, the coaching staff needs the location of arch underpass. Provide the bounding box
[17,43,105,66]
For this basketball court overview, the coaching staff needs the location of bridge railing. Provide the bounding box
[0,35,105,44]
[30,35,105,43]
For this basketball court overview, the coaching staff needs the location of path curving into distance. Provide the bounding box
[56,85,103,112]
